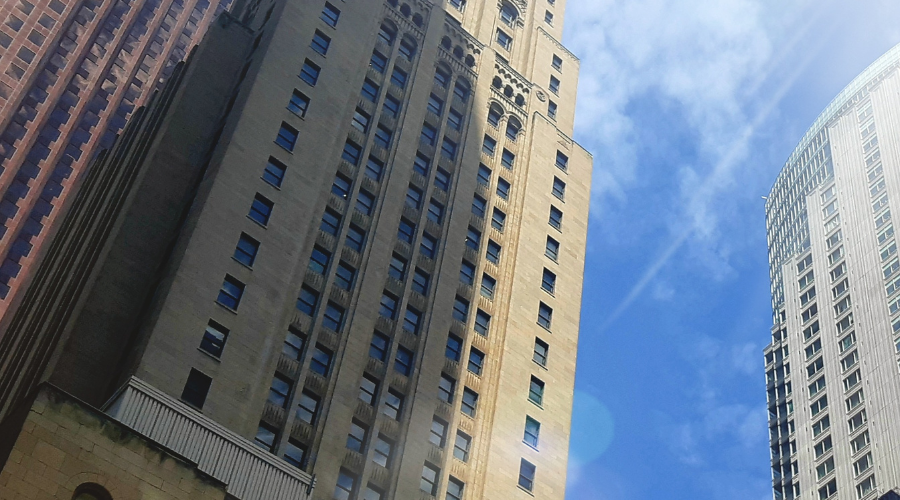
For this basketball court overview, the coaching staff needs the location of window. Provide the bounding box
[297,286,319,315]
[346,420,368,452]
[472,195,487,217]
[356,190,375,215]
[468,348,485,375]
[421,463,440,495]
[518,459,536,491]
[254,422,277,451]
[296,390,320,424]
[853,452,872,477]
[454,80,470,102]
[430,417,448,446]
[542,268,556,294]
[450,0,466,11]
[421,124,438,145]
[857,474,876,499]
[466,226,481,250]
[388,255,407,280]
[460,261,476,285]
[365,156,384,180]
[181,369,211,409]
[496,29,512,50]
[453,432,471,462]
[287,90,310,117]
[538,302,553,329]
[399,37,417,61]
[311,30,331,55]
[390,67,408,88]
[481,273,496,299]
[403,307,421,334]
[549,206,563,230]
[552,177,566,200]
[426,200,444,225]
[548,100,557,119]
[435,66,451,87]
[552,54,563,71]
[234,233,259,267]
[380,292,399,319]
[491,208,506,231]
[334,470,356,500]
[412,268,430,294]
[486,240,501,264]
[497,178,511,199]
[342,141,362,165]
[263,157,287,187]
[848,409,867,433]
[427,94,444,115]
[448,109,464,131]
[483,135,497,156]
[374,126,392,148]
[556,151,569,171]
[373,435,393,467]
[345,224,366,252]
[851,430,870,454]
[810,395,827,417]
[438,374,455,403]
[378,23,396,45]
[321,2,340,26]
[284,439,307,468]
[369,331,390,361]
[310,345,333,376]
[545,236,559,260]
[461,387,478,417]
[453,296,470,321]
[414,153,431,176]
[446,334,463,361]
[361,79,379,102]
[474,309,491,336]
[383,389,403,419]
[370,51,388,73]
[506,119,520,141]
[360,374,379,404]
[323,302,345,330]
[334,262,355,290]
[529,376,544,405]
[478,164,492,185]
[435,168,452,192]
[441,138,458,160]
[421,233,438,259]
[447,477,465,500]
[500,3,518,25]
[488,106,503,127]
[383,95,401,117]
[818,479,836,500]
[249,194,274,226]
[395,346,413,376]
[268,373,292,408]
[398,218,416,243]
[501,149,515,169]
[200,320,228,357]
[814,435,832,459]
[321,208,341,235]
[406,185,423,209]
[351,108,371,132]
[217,275,245,310]
[332,173,352,199]
[533,338,549,366]
[524,416,540,447]
[300,59,321,85]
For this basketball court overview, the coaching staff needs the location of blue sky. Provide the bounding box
[562,1,900,499]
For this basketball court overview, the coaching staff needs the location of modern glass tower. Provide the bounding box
[764,44,900,500]
[0,0,592,499]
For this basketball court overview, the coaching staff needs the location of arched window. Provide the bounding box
[500,3,518,26]
[453,79,470,103]
[506,117,521,141]
[434,64,452,88]
[399,36,417,61]
[72,484,112,500]
[378,22,396,45]
[487,104,503,127]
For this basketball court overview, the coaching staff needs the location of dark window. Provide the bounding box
[296,286,319,315]
[276,122,298,150]
[548,100,557,119]
[374,125,392,148]
[461,388,478,417]
[263,156,287,187]
[427,200,444,224]
[370,50,388,73]
[345,224,366,252]
[249,194,273,225]
[413,153,431,176]
[380,292,399,319]
[486,240,501,264]
[406,185,423,209]
[351,108,371,132]
[399,37,417,61]
[332,173,352,199]
[334,470,356,500]
[360,374,379,404]
[545,236,559,260]
[311,30,331,55]
[506,120,520,141]
[524,416,541,447]
[477,164,492,185]
[361,79,380,102]
[373,435,393,467]
[541,268,557,294]
[518,459,536,491]
[420,463,440,495]
[346,420,368,452]
[200,320,228,357]
[529,376,544,405]
[321,2,340,26]
[369,331,390,361]
[310,344,333,375]
[468,348,485,375]
[412,268,430,294]
[403,306,421,334]
[482,135,497,156]
[390,67,407,88]
[434,67,451,88]
[549,206,563,230]
[491,208,506,231]
[283,439,307,468]
[552,177,566,200]
[395,346,413,376]
[549,75,560,94]
[398,218,416,243]
[356,190,375,215]
[388,254,408,280]
[254,422,278,450]
[435,168,451,191]
[438,374,455,403]
[296,390,320,424]
[497,178,511,199]
[334,262,356,290]
[365,156,384,180]
[441,138,457,160]
[460,260,476,285]
[447,478,465,500]
[217,275,245,310]
[453,432,471,462]
[472,195,486,217]
[488,106,502,127]
[466,226,481,250]
[283,327,306,360]
[453,80,470,102]
[181,369,212,409]
[234,233,259,267]
[556,150,569,171]
[430,417,447,446]
[481,273,496,299]
[474,309,491,336]
[323,302,345,331]
[300,59,321,85]
[496,29,512,49]
[383,389,403,419]
[268,373,292,408]
[378,23,395,45]
[453,296,469,322]
[420,124,437,145]
[342,141,362,165]
[448,109,463,131]
[534,338,549,366]
[538,302,553,330]
[427,94,444,115]
[501,149,515,169]
[446,334,463,361]
[383,95,401,117]
[420,233,438,258]
[320,208,342,235]
[552,54,563,71]
[287,90,310,117]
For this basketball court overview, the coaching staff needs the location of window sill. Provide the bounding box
[528,398,544,410]
[231,256,254,270]
[246,215,269,229]
[215,301,239,315]
[542,288,555,298]
[273,141,294,154]
[197,347,222,362]
[287,108,307,120]
[545,254,559,264]
[261,177,283,190]
[536,321,552,333]
[517,485,535,497]
[549,223,562,233]
[533,360,548,371]
[523,440,540,452]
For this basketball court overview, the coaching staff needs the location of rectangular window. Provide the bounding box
[383,94,401,117]
[361,79,379,102]
[848,409,867,433]
[812,415,830,438]
[254,422,277,451]
[427,94,444,115]
[321,2,340,26]
[542,268,556,294]
[406,185,423,209]
[814,435,833,459]
[374,125,392,148]
[403,306,421,334]
[448,109,464,131]
[529,376,544,405]
[482,135,497,156]
[496,28,512,49]
[468,348,485,375]
[435,168,451,191]
[420,233,438,258]
[546,236,559,260]
[486,240,502,264]
[474,309,491,336]
[420,463,440,495]
[345,224,366,252]
[481,273,496,299]
[310,344,333,376]
[332,173,352,199]
[453,296,470,322]
[351,108,371,133]
[334,470,356,500]
[200,320,228,357]
[380,292,398,319]
[390,67,408,88]
[287,90,309,117]
[373,435,393,467]
[356,190,375,215]
[466,226,481,250]
[491,208,506,231]
[398,218,416,243]
[369,331,390,361]
[552,54,563,71]
[524,416,540,447]
[421,124,437,145]
[519,459,536,491]
[283,439,306,468]
[268,373,292,408]
[446,335,463,361]
[538,302,553,329]
[248,194,274,228]
[454,81,470,102]
[412,268,430,295]
[359,374,379,405]
[549,75,560,94]
[552,177,566,200]
[426,200,444,224]
[477,164,492,185]
[346,420,368,452]
[438,374,455,403]
[311,30,331,55]
[296,286,319,316]
[549,206,563,230]
[395,346,413,376]
[217,275,245,310]
[435,67,451,88]
[370,50,388,73]
[501,149,515,169]
[181,368,211,409]
[388,254,407,280]
[460,260,476,285]
[383,389,403,420]
[818,479,836,500]
[413,153,431,176]
[461,387,478,417]
[300,59,320,85]
[320,208,342,235]
[548,100,558,119]
[234,233,259,267]
[323,302,345,331]
[334,262,356,290]
[533,338,549,366]
[263,156,287,187]
[430,417,447,446]
[472,195,487,217]
[497,178,511,199]
[365,156,384,180]
[441,138,458,160]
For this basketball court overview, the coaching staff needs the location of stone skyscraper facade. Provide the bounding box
[765,44,900,500]
[0,0,592,499]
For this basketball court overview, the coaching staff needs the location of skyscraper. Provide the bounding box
[764,44,900,500]
[0,0,592,499]
[0,0,231,314]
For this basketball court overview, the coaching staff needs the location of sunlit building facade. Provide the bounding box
[764,44,900,500]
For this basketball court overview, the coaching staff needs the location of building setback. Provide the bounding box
[0,0,592,499]
[764,44,900,500]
